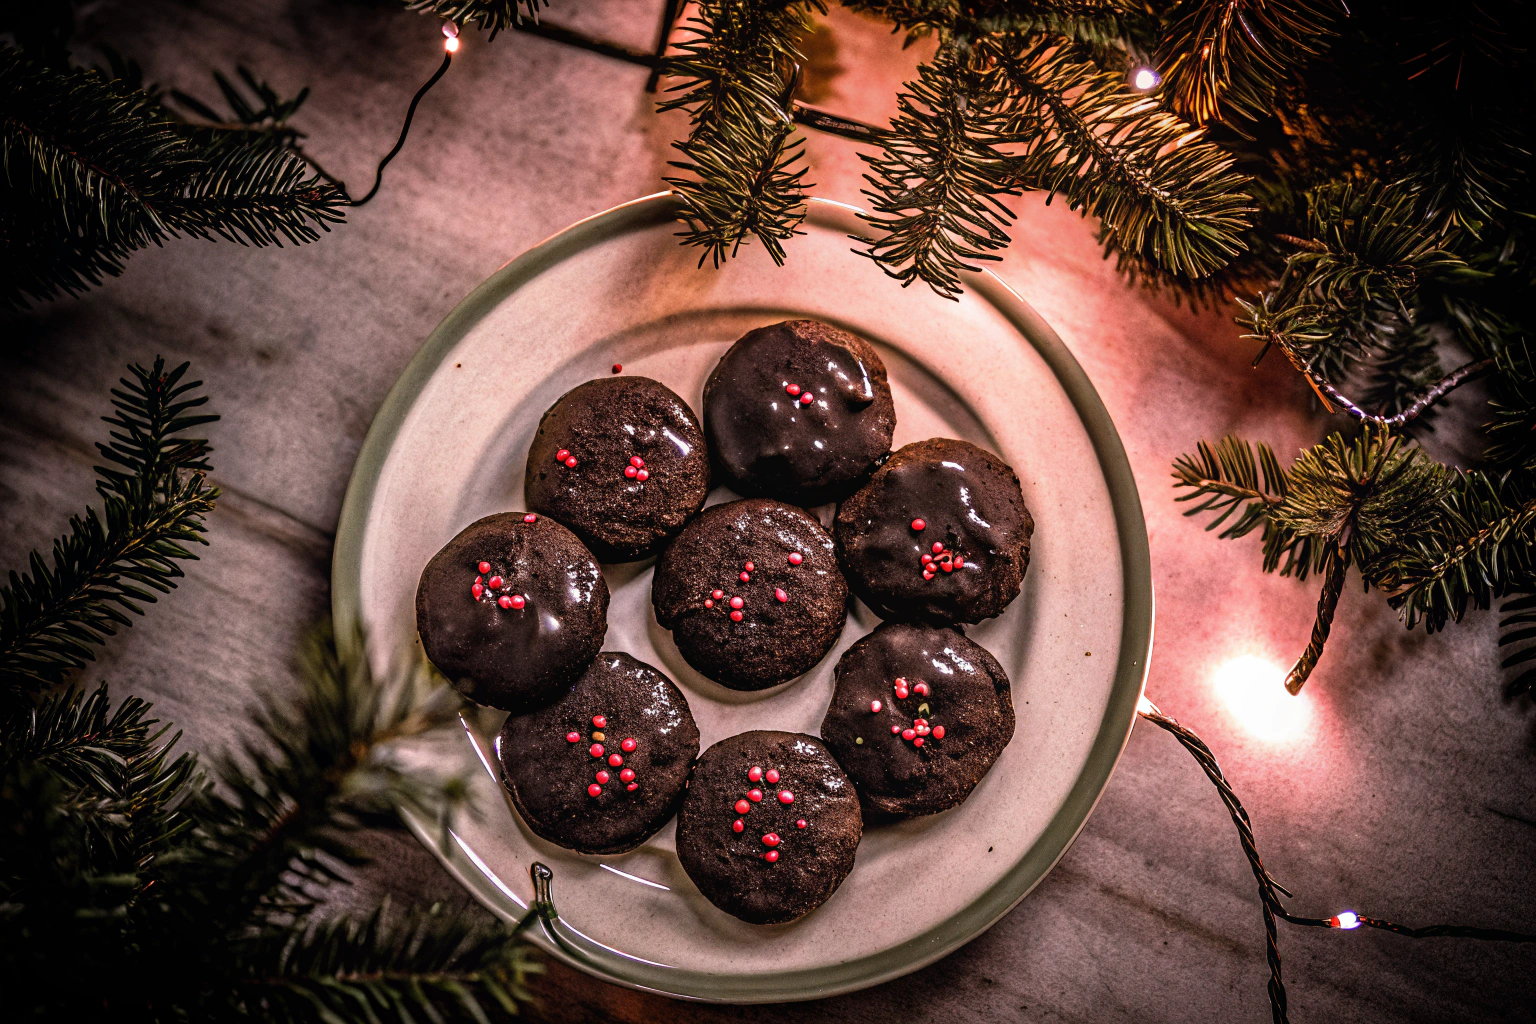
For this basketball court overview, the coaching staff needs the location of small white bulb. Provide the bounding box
[1333,911,1361,930]
[1133,67,1159,91]
[444,35,461,53]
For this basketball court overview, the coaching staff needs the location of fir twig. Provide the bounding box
[404,0,547,38]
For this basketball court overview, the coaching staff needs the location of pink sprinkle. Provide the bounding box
[730,609,744,621]
[620,768,635,782]
[914,682,929,696]
[932,725,946,739]
[785,384,800,396]
[566,731,580,743]
[588,783,602,797]
[744,561,755,572]
[565,456,578,468]
[471,582,484,599]
[748,789,763,802]
[911,519,926,531]
[590,743,604,758]
[555,450,569,463]
[612,363,623,374]
[914,736,925,747]
[871,700,883,713]
[523,513,538,523]
[608,753,623,767]
[498,594,513,609]
[625,465,638,478]
[953,556,964,568]
[777,790,794,804]
[626,782,638,790]
[762,832,781,847]
[796,819,807,828]
[735,799,751,814]
[764,850,779,863]
[749,766,763,782]
[787,552,803,565]
[740,571,751,582]
[596,770,610,784]
[510,594,525,609]
[593,715,607,728]
[704,599,714,608]
[775,588,788,602]
[765,769,780,784]
[621,737,636,752]
[712,589,725,600]
[902,729,916,741]
[733,819,745,833]
[729,596,744,610]
[631,456,645,468]
[799,392,813,405]
[478,561,491,574]
[636,469,649,481]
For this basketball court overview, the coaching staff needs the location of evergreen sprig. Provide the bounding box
[0,358,219,704]
[404,0,546,38]
[1497,593,1536,698]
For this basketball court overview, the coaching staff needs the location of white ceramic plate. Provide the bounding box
[333,194,1152,1003]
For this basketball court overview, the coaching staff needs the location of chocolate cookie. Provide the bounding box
[834,439,1034,625]
[416,512,608,711]
[675,730,862,924]
[703,320,896,505]
[498,651,700,854]
[651,499,848,690]
[820,623,1015,820]
[525,376,711,562]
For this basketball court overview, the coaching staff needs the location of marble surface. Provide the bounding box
[2,2,1532,1020]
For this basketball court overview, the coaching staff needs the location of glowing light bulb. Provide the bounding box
[444,35,461,53]
[1132,67,1160,91]
[1330,911,1360,930]
[1213,655,1311,743]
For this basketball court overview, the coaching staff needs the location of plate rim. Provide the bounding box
[332,192,1154,1004]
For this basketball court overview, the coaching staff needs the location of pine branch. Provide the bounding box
[846,0,1153,51]
[403,0,546,38]
[989,35,1255,283]
[1485,340,1536,472]
[1497,593,1536,698]
[0,359,219,702]
[1158,0,1339,125]
[1172,435,1316,578]
[660,1,818,268]
[857,54,1019,299]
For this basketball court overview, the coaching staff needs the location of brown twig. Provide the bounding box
[1272,335,1495,429]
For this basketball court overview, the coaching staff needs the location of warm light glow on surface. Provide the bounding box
[1132,67,1160,91]
[444,35,460,52]
[1213,655,1311,743]
[1331,911,1361,930]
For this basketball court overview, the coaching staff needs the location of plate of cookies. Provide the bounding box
[333,194,1152,1002]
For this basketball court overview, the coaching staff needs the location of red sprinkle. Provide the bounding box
[762,833,781,847]
[953,556,964,568]
[730,596,744,609]
[596,770,611,784]
[765,769,780,784]
[748,767,763,782]
[799,392,814,405]
[620,768,635,782]
[621,737,637,752]
[523,513,538,523]
[914,736,925,747]
[740,571,751,582]
[636,469,649,481]
[712,589,725,600]
[932,725,946,739]
[764,850,779,863]
[608,753,623,767]
[593,715,607,728]
[631,456,645,468]
[730,609,744,621]
[932,541,945,554]
[775,588,788,602]
[778,790,794,804]
[478,561,491,574]
[471,582,484,599]
[911,518,927,531]
[612,363,623,374]
[625,465,638,478]
[498,594,513,609]
[923,570,935,580]
[704,599,714,608]
[565,456,578,468]
[787,552,803,565]
[590,743,604,758]
[942,562,954,572]
[921,553,933,564]
[555,450,570,462]
[735,799,751,814]
[626,782,638,791]
[488,575,503,589]
[566,732,580,743]
[914,682,930,696]
[871,700,883,713]
[748,788,763,802]
[588,783,602,797]
[785,384,800,396]
[891,724,901,734]
[510,594,526,609]
[744,561,755,572]
[796,819,807,828]
[902,728,916,741]
[733,819,745,833]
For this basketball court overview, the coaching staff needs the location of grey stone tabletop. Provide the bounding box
[2,2,1532,1021]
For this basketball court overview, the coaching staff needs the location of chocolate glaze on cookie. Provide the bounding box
[703,320,895,505]
[651,499,848,690]
[820,623,1014,820]
[835,439,1034,625]
[498,651,699,854]
[416,512,608,711]
[525,376,710,562]
[676,730,862,924]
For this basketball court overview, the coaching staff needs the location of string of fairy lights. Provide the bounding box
[297,14,1533,1022]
